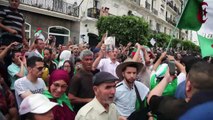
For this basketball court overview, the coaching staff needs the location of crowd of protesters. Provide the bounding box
[1,0,213,120]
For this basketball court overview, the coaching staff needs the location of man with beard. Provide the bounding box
[114,58,149,118]
[14,56,46,107]
[43,48,57,74]
[75,72,119,120]
[69,50,99,112]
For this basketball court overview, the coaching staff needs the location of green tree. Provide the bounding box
[96,16,149,45]
[149,32,170,48]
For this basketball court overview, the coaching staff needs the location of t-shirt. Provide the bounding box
[14,76,46,107]
[150,71,186,96]
[0,6,24,43]
[69,69,97,112]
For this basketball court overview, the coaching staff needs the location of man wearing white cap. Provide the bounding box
[19,94,57,120]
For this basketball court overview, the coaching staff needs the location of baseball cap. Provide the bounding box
[93,72,118,86]
[19,94,58,115]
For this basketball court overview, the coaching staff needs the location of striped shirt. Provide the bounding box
[0,6,25,40]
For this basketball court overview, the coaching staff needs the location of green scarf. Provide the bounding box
[43,90,74,111]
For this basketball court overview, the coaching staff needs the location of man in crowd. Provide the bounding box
[114,58,149,118]
[14,56,46,107]
[75,72,119,120]
[68,50,97,112]
[28,39,45,58]
[43,48,57,74]
[0,0,28,46]
[7,51,27,93]
[92,44,119,78]
[147,61,213,120]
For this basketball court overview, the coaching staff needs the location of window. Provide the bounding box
[48,26,70,46]
[24,22,31,39]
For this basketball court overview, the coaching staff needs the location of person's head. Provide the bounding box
[49,70,69,98]
[72,45,79,56]
[106,45,118,60]
[27,56,44,78]
[79,49,94,71]
[11,51,22,65]
[19,94,57,120]
[185,62,213,99]
[63,60,74,77]
[43,48,52,62]
[93,72,118,106]
[116,58,143,82]
[9,0,20,10]
[35,39,45,51]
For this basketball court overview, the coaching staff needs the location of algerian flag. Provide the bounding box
[197,34,213,58]
[177,0,213,58]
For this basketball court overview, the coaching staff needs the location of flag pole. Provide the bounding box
[166,0,190,52]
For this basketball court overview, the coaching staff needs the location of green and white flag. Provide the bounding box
[177,0,213,58]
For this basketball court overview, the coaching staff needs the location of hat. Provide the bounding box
[116,58,143,79]
[19,94,57,115]
[93,72,118,85]
[49,69,70,86]
[155,63,168,78]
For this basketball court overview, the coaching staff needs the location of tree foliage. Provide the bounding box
[96,16,199,52]
[96,16,149,45]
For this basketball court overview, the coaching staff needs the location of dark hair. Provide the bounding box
[11,51,20,59]
[74,58,81,64]
[21,113,35,120]
[44,48,53,54]
[63,60,74,78]
[27,56,43,68]
[188,61,213,90]
[122,63,139,72]
[34,39,43,44]
[181,55,201,73]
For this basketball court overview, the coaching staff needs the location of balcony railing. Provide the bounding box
[19,0,79,17]
[145,1,151,10]
[152,8,158,15]
[166,17,176,26]
[87,8,100,19]
[167,1,180,14]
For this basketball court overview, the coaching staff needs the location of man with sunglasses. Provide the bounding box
[14,56,47,108]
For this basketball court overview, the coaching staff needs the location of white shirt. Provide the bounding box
[97,58,120,78]
[114,81,149,117]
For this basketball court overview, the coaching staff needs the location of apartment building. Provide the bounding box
[0,0,192,46]
[0,0,80,45]
[80,0,193,46]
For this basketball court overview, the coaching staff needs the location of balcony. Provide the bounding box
[167,1,173,9]
[167,1,180,14]
[87,8,100,19]
[166,17,176,26]
[19,0,79,17]
[173,6,180,14]
[152,8,158,15]
[145,1,151,10]
[130,0,140,5]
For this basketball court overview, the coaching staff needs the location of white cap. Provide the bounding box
[19,94,58,115]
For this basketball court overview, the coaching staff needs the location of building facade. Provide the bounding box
[0,0,193,46]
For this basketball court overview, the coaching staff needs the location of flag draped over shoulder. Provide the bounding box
[177,0,213,58]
